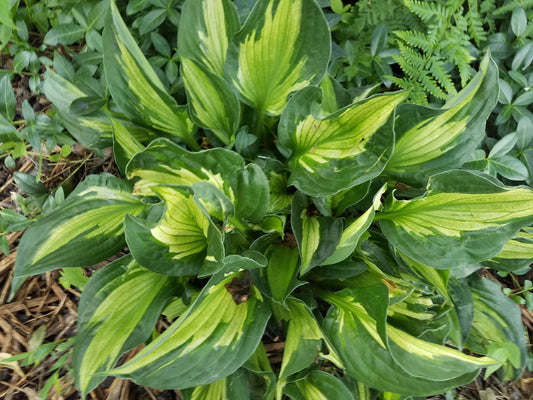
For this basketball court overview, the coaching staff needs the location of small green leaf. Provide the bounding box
[0,75,15,121]
[43,24,86,46]
[490,155,529,181]
[513,90,533,107]
[138,8,166,35]
[511,7,527,37]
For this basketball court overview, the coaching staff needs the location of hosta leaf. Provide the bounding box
[74,255,176,396]
[225,0,330,115]
[377,170,533,269]
[126,138,268,222]
[385,53,498,186]
[322,185,385,265]
[279,298,324,379]
[291,191,343,275]
[181,57,241,144]
[279,87,405,196]
[108,270,271,389]
[103,0,196,148]
[125,185,225,277]
[283,370,355,400]
[43,70,152,150]
[482,230,533,272]
[0,74,15,121]
[13,174,145,280]
[466,275,528,379]
[321,285,497,396]
[112,118,144,176]
[265,244,300,303]
[178,0,240,76]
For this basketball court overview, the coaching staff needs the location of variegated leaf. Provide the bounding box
[283,370,355,400]
[225,0,330,115]
[321,284,498,396]
[181,57,241,144]
[112,118,144,175]
[103,0,196,148]
[125,185,225,277]
[279,87,406,196]
[108,270,271,389]
[481,230,533,272]
[13,174,145,280]
[278,298,324,379]
[377,170,533,269]
[74,255,176,396]
[291,191,343,275]
[385,53,498,186]
[322,185,385,265]
[178,0,240,76]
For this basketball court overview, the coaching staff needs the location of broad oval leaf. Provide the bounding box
[377,170,533,269]
[321,285,497,396]
[13,174,145,280]
[385,53,498,186]
[74,255,176,396]
[181,57,241,144]
[125,185,225,277]
[108,271,271,389]
[103,0,196,148]
[279,87,406,196]
[178,0,240,76]
[225,0,330,115]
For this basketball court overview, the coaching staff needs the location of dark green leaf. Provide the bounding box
[0,74,15,121]
[43,24,86,46]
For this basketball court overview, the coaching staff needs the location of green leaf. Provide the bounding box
[73,255,176,396]
[482,231,533,272]
[291,191,343,275]
[225,0,330,115]
[178,0,240,76]
[283,370,355,400]
[490,155,529,181]
[0,0,18,31]
[279,87,405,196]
[0,74,15,122]
[108,270,271,389]
[43,24,85,46]
[377,170,533,269]
[103,0,197,148]
[125,185,225,277]
[138,8,166,35]
[385,53,498,186]
[321,285,497,396]
[265,244,300,303]
[181,57,241,144]
[234,163,269,223]
[511,7,527,37]
[12,174,145,280]
[322,185,385,265]
[279,298,324,379]
[69,96,107,116]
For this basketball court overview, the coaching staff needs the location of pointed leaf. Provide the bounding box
[385,54,498,186]
[112,118,144,176]
[321,285,497,396]
[181,57,241,144]
[74,255,176,396]
[13,174,145,279]
[178,0,240,76]
[108,271,271,389]
[378,170,533,269]
[0,75,15,121]
[280,87,405,196]
[225,0,330,115]
[103,0,196,147]
[234,163,269,222]
[266,244,300,303]
[482,231,533,272]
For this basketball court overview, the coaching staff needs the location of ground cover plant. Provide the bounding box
[2,0,533,399]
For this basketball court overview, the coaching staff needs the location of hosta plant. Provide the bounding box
[11,0,532,398]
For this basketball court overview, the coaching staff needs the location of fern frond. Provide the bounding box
[395,30,434,52]
[418,69,449,100]
[493,0,533,16]
[428,59,457,94]
[404,0,443,22]
[466,0,487,46]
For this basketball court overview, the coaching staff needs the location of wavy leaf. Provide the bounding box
[108,270,271,389]
[103,0,196,147]
[378,170,533,269]
[279,87,405,196]
[74,256,176,396]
